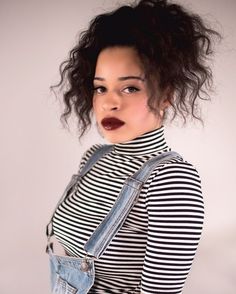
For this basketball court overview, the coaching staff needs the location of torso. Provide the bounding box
[52,127,203,293]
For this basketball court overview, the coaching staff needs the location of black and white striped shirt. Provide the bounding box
[52,126,204,294]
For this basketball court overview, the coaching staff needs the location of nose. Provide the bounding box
[101,94,120,111]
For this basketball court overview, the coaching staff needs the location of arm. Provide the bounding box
[141,160,204,294]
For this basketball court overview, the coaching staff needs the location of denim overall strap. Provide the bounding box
[46,144,113,251]
[79,145,113,177]
[84,151,180,258]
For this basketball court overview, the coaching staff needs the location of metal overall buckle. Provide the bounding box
[80,254,92,272]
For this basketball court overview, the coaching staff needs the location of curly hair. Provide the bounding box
[52,0,220,137]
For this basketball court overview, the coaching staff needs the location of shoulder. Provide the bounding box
[146,152,202,200]
[151,153,201,181]
[78,144,110,171]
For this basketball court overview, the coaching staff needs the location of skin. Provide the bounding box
[92,46,167,144]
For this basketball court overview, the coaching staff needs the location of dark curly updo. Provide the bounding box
[53,0,220,137]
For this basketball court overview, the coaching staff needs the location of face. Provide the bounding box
[92,46,162,143]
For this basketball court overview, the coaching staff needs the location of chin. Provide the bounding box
[104,137,122,144]
[104,133,136,144]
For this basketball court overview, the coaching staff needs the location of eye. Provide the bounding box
[123,86,140,94]
[93,86,106,94]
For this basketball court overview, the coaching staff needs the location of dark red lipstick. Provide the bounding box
[101,117,125,130]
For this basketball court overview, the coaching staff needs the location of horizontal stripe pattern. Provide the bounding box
[52,127,204,293]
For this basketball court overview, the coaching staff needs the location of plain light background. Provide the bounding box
[0,0,235,293]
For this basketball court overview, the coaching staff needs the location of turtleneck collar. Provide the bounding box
[113,126,169,156]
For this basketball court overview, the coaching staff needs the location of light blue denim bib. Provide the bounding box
[46,145,179,294]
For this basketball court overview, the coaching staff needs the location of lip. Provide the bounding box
[101,117,125,131]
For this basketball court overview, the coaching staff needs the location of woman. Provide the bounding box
[47,0,219,293]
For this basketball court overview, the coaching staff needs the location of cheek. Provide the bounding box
[92,97,99,115]
[129,100,158,124]
[92,96,96,108]
[131,100,150,116]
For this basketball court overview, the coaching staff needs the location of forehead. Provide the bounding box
[94,46,144,77]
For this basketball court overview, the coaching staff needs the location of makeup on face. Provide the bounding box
[92,46,161,143]
[101,117,125,131]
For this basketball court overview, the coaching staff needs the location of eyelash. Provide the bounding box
[93,86,140,94]
[93,86,106,94]
[123,86,140,94]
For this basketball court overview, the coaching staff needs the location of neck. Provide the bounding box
[113,126,169,156]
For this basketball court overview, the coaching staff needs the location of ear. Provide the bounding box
[160,87,173,110]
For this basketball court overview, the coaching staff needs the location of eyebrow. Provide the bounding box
[94,76,145,82]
